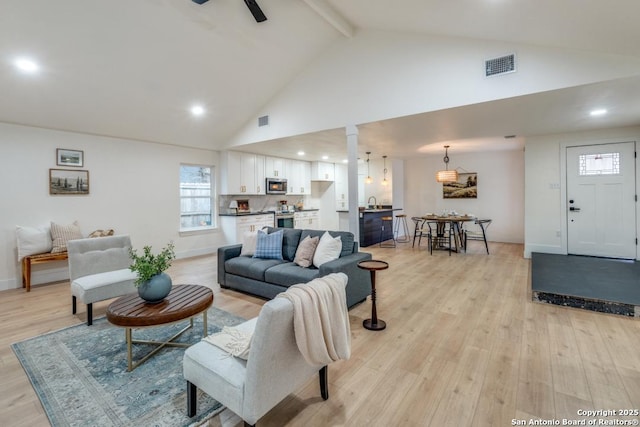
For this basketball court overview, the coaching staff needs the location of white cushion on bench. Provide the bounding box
[71,268,137,304]
[16,225,53,261]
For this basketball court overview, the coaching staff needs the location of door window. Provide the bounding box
[578,152,620,176]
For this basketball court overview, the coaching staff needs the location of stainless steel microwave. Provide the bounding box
[266,178,287,194]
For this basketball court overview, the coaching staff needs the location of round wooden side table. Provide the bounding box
[106,284,213,371]
[357,259,389,331]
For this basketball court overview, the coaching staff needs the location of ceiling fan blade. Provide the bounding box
[244,0,267,22]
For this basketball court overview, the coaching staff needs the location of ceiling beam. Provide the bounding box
[302,0,355,38]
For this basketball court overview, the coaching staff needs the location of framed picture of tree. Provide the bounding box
[443,172,477,199]
[49,169,90,195]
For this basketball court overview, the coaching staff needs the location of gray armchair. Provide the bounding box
[183,297,332,426]
[67,235,138,325]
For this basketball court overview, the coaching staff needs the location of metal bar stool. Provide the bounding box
[379,216,396,248]
[394,214,410,243]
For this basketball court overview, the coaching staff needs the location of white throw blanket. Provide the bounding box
[277,272,351,366]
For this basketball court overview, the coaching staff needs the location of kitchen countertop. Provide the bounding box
[220,208,319,217]
[337,208,401,213]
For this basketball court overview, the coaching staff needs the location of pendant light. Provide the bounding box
[365,152,372,184]
[381,155,389,186]
[436,145,458,183]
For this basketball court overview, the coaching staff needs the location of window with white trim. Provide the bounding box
[180,164,215,231]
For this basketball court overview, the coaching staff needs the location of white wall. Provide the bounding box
[524,125,640,258]
[404,149,525,244]
[0,122,226,290]
[228,30,640,146]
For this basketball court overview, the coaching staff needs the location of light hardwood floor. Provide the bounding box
[2,242,640,426]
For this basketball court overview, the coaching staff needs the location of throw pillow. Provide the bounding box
[16,225,53,260]
[203,325,252,360]
[50,221,83,253]
[88,229,114,238]
[240,230,258,256]
[293,235,319,268]
[253,229,284,260]
[313,231,342,268]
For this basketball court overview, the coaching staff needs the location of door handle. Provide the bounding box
[569,207,581,212]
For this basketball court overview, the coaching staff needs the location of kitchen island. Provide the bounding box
[338,208,403,247]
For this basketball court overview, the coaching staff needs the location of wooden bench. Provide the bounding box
[22,252,68,292]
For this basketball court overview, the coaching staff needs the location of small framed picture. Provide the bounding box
[50,169,90,195]
[56,148,84,167]
[236,199,250,212]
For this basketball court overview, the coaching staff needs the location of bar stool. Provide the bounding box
[394,214,410,243]
[379,216,395,248]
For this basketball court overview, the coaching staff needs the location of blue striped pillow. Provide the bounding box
[253,229,284,260]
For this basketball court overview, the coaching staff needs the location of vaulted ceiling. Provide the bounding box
[2,0,640,160]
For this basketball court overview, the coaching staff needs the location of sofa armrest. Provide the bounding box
[217,244,242,287]
[319,251,373,308]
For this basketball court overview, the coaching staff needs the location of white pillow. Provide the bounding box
[16,225,53,261]
[312,231,342,268]
[240,230,258,256]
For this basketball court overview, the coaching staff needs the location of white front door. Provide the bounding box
[566,142,637,259]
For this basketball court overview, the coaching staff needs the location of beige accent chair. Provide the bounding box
[67,235,137,325]
[183,297,331,426]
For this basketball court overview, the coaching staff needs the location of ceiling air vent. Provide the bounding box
[485,54,516,77]
[258,115,269,127]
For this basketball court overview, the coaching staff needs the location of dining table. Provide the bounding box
[421,214,475,252]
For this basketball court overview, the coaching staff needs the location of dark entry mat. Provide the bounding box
[531,252,640,307]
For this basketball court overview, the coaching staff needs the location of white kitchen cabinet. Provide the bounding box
[220,151,265,195]
[286,159,311,195]
[219,213,274,245]
[334,163,348,208]
[311,161,335,181]
[294,211,320,230]
[265,156,286,178]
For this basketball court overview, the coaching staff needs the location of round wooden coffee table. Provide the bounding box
[357,260,389,331]
[106,284,213,371]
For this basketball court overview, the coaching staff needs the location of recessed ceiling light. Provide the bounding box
[590,109,607,116]
[342,159,348,163]
[14,58,39,73]
[297,151,305,156]
[190,105,205,116]
[321,155,329,160]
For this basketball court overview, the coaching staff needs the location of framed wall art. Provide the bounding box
[56,148,84,167]
[443,172,477,199]
[49,169,90,195]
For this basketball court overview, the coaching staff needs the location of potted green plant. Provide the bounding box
[129,242,176,303]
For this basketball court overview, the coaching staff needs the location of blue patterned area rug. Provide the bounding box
[12,307,245,427]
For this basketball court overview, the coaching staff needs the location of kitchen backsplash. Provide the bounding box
[220,195,311,213]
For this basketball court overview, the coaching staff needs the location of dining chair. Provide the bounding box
[411,217,429,248]
[464,219,492,254]
[427,221,452,256]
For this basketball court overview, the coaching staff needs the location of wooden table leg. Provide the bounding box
[363,270,386,331]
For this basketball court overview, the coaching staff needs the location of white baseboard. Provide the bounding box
[524,244,565,258]
[176,247,217,259]
[0,250,217,292]
[0,266,69,291]
[0,277,18,291]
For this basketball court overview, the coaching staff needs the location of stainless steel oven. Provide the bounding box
[266,178,288,194]
[276,214,294,228]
